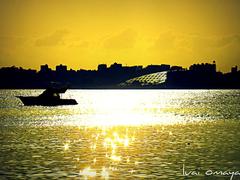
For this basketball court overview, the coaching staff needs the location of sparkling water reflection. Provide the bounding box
[0,90,240,179]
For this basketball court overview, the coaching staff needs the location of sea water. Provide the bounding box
[0,90,240,179]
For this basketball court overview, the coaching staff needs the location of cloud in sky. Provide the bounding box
[35,30,69,47]
[1,0,240,71]
[103,29,137,49]
[69,40,89,48]
[151,32,240,52]
[146,31,240,69]
[0,28,239,72]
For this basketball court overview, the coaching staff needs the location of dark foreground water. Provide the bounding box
[0,90,240,179]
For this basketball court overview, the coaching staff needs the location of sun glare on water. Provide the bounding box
[66,90,184,126]
[57,90,207,178]
[62,124,145,179]
[1,90,239,179]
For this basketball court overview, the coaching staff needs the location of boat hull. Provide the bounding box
[17,96,78,106]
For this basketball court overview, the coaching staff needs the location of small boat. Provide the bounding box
[17,87,78,106]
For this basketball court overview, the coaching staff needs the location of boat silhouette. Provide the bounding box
[17,87,78,106]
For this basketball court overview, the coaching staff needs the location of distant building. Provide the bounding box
[109,62,123,72]
[26,69,37,75]
[109,63,123,76]
[1,60,240,89]
[189,61,216,73]
[40,64,51,73]
[69,69,76,73]
[213,61,216,71]
[56,64,67,73]
[170,66,183,71]
[231,66,238,73]
[98,64,107,72]
[121,66,143,78]
[120,71,168,88]
[160,64,171,71]
[145,64,170,73]
[123,65,142,71]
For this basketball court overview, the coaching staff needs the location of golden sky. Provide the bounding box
[0,0,240,72]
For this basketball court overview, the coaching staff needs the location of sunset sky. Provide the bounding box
[0,0,240,72]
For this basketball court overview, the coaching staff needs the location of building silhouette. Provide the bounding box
[56,64,67,73]
[231,66,238,73]
[0,61,239,89]
[40,64,52,73]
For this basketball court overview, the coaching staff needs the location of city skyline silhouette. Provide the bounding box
[0,61,239,89]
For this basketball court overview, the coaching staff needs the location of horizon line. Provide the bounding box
[0,61,223,70]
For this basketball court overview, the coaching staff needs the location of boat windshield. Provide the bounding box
[39,89,60,99]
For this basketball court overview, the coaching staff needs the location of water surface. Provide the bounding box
[0,90,240,179]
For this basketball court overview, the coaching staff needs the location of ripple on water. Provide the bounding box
[0,121,240,179]
[0,90,240,178]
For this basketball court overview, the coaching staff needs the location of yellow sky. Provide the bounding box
[0,0,240,72]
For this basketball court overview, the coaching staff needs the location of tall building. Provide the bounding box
[231,66,238,73]
[98,64,107,72]
[56,64,67,73]
[110,62,122,69]
[40,64,51,73]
